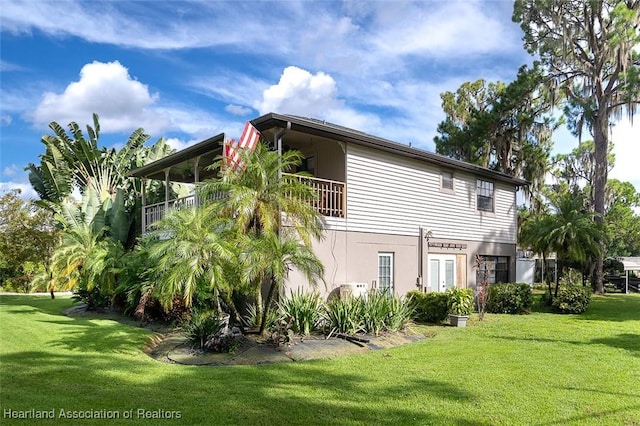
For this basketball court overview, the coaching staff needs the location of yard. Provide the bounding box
[1,294,639,425]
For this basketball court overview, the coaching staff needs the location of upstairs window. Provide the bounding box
[441,170,454,191]
[476,179,494,212]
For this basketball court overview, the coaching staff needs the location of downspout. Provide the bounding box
[275,122,291,182]
[417,227,424,289]
[275,121,292,231]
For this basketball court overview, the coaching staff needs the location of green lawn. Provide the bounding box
[1,294,639,425]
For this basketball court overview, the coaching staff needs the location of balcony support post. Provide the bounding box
[194,156,200,207]
[141,178,147,233]
[164,168,170,212]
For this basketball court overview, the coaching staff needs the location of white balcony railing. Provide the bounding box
[144,195,198,232]
[143,175,346,232]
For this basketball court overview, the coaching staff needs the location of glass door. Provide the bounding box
[428,254,456,292]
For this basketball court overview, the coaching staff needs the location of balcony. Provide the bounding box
[143,174,345,232]
[282,173,345,219]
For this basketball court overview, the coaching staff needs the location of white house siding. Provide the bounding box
[345,144,517,244]
[285,142,520,298]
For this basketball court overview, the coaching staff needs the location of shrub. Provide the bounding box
[385,295,413,332]
[278,289,322,335]
[324,295,364,336]
[244,303,280,332]
[183,308,238,353]
[487,283,533,314]
[406,290,449,324]
[72,286,111,311]
[183,308,223,350]
[552,285,591,314]
[362,291,391,335]
[446,288,474,316]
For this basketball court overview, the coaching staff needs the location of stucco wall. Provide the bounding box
[285,228,517,298]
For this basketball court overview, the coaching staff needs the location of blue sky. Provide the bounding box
[1,0,637,199]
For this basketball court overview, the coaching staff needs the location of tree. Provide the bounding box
[434,65,557,210]
[199,142,325,332]
[434,79,503,167]
[514,0,640,293]
[27,114,175,247]
[49,222,123,301]
[143,207,243,324]
[604,179,640,257]
[241,229,325,335]
[0,190,58,292]
[519,186,602,298]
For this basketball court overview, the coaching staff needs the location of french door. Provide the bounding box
[428,254,456,292]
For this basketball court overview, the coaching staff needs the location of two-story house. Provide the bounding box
[130,113,527,297]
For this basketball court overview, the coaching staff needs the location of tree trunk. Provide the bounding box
[221,291,245,334]
[258,276,277,336]
[554,258,562,298]
[254,280,263,330]
[49,273,55,299]
[592,111,609,295]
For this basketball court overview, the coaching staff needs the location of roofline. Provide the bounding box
[252,113,529,187]
[129,133,225,178]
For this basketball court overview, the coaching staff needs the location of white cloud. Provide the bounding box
[0,59,25,72]
[1,1,524,80]
[1,114,12,126]
[255,66,340,117]
[0,181,38,200]
[2,164,19,177]
[165,137,198,152]
[190,73,267,108]
[368,1,520,59]
[27,60,173,134]
[225,105,252,116]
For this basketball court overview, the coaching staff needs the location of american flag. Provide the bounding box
[224,121,261,171]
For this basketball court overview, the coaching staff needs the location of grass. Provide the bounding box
[1,294,639,425]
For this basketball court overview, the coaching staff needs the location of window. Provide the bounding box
[378,252,394,294]
[441,170,454,190]
[299,156,315,175]
[476,180,494,212]
[476,256,509,284]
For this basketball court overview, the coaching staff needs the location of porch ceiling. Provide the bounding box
[128,133,224,183]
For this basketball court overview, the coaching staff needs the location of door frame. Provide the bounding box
[377,252,394,294]
[428,253,457,292]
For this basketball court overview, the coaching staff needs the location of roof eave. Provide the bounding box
[128,133,225,179]
[252,113,528,187]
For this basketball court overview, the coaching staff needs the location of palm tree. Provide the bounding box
[520,187,601,298]
[50,223,123,300]
[200,142,324,245]
[514,0,640,293]
[28,114,175,247]
[241,229,325,335]
[143,207,245,324]
[199,142,325,329]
